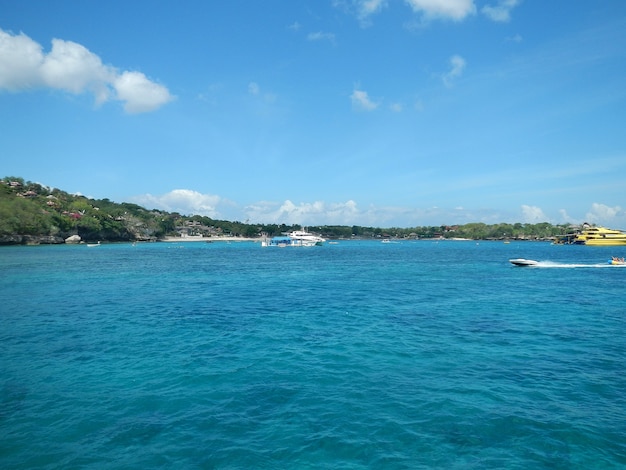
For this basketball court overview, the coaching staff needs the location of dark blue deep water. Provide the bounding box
[1,240,625,469]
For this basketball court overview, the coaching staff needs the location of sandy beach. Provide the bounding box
[160,236,258,243]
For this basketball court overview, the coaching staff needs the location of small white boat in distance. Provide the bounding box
[509,258,538,267]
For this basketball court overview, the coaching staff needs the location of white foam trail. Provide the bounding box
[532,261,626,268]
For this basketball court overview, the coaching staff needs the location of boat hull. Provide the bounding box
[584,239,626,246]
[509,258,538,267]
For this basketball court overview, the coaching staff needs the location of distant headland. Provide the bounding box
[1,176,578,245]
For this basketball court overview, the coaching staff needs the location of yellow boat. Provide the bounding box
[573,226,626,246]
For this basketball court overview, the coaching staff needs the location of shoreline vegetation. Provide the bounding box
[0,176,584,245]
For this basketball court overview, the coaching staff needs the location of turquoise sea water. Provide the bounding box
[1,240,625,469]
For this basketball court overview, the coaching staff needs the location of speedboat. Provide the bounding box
[509,258,539,267]
[262,229,325,247]
[572,226,626,246]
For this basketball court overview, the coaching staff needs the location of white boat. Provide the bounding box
[262,229,325,247]
[509,258,538,267]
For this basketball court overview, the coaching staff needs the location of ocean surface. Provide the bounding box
[1,240,625,469]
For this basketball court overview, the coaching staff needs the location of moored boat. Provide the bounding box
[262,229,325,247]
[572,226,626,246]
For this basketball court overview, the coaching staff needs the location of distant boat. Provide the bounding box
[87,241,101,247]
[262,229,325,247]
[509,258,538,267]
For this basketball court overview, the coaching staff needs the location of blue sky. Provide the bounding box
[1,1,625,228]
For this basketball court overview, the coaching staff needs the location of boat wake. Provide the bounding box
[510,258,626,268]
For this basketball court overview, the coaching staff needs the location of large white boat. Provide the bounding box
[572,226,626,246]
[262,229,325,247]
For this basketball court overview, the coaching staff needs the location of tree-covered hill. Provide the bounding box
[1,176,576,245]
[0,176,295,244]
[0,177,172,244]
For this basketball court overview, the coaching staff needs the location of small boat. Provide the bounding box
[609,257,625,265]
[509,258,538,267]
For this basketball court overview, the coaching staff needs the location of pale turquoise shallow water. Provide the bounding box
[1,240,625,469]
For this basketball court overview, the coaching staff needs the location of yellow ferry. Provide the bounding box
[573,226,626,246]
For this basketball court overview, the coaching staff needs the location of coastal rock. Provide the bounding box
[0,234,23,245]
[23,235,65,245]
[0,235,66,245]
[65,234,82,244]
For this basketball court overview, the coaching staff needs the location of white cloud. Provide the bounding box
[278,200,327,224]
[0,29,44,90]
[132,190,223,217]
[585,203,622,224]
[307,31,336,43]
[243,199,482,227]
[131,190,624,228]
[288,21,302,31]
[245,199,373,226]
[442,54,466,87]
[248,82,260,95]
[247,81,277,104]
[332,0,387,26]
[246,197,515,227]
[360,0,387,16]
[40,38,114,104]
[482,0,520,23]
[351,89,379,111]
[506,33,523,43]
[114,71,172,114]
[558,209,573,223]
[0,28,173,113]
[405,0,476,21]
[521,205,548,223]
[356,0,388,24]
